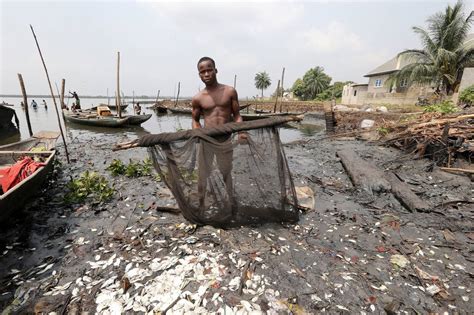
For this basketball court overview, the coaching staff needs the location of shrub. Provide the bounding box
[459,84,474,106]
[423,100,458,114]
[66,171,114,203]
[107,158,153,178]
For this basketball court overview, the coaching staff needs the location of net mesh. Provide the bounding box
[147,126,299,226]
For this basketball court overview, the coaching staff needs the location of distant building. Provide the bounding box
[342,34,474,105]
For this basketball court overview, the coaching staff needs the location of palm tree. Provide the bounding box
[389,1,474,95]
[255,71,271,98]
[303,66,332,99]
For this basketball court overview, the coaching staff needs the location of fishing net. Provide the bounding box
[134,117,299,226]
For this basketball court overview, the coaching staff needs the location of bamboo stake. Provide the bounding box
[17,73,33,137]
[233,74,237,89]
[55,83,65,122]
[116,52,121,118]
[60,79,66,111]
[132,90,135,114]
[273,80,280,113]
[107,88,110,105]
[174,81,180,108]
[279,67,285,112]
[155,90,161,103]
[29,25,70,163]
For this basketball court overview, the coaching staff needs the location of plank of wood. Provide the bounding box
[336,149,391,194]
[386,173,431,212]
[439,167,474,175]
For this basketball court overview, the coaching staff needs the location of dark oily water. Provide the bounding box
[0,97,323,145]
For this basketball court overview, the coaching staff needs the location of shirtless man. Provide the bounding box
[192,57,243,128]
[192,56,244,217]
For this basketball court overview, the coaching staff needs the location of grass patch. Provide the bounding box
[107,158,153,178]
[423,101,459,114]
[65,171,114,203]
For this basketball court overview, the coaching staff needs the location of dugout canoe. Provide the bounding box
[63,111,151,127]
[0,131,59,223]
[90,104,128,111]
[168,104,253,115]
[241,112,304,121]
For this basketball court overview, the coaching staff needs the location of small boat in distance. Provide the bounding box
[168,103,253,115]
[0,131,59,223]
[90,104,128,111]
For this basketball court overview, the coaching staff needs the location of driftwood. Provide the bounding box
[337,149,431,212]
[336,149,391,194]
[386,173,431,212]
[382,113,473,167]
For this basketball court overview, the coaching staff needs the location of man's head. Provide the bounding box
[197,57,217,86]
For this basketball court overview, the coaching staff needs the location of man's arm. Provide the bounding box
[230,88,242,123]
[192,97,202,129]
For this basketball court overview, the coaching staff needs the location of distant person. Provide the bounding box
[69,91,81,109]
[71,102,76,111]
[20,101,25,108]
[134,102,141,115]
[42,99,48,109]
[31,100,37,108]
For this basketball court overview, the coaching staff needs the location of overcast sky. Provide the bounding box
[1,0,472,98]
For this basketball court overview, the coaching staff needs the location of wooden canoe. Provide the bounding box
[90,104,128,111]
[168,104,252,115]
[0,131,59,222]
[63,111,151,127]
[241,112,304,121]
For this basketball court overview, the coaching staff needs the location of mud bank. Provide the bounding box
[0,127,472,314]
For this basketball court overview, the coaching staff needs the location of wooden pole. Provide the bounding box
[107,88,110,105]
[132,90,135,114]
[29,25,70,163]
[56,82,65,120]
[116,52,121,118]
[155,90,160,103]
[233,74,237,89]
[279,67,285,112]
[273,80,280,113]
[60,79,66,111]
[174,81,180,108]
[17,73,33,137]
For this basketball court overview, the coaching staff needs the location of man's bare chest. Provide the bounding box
[200,94,232,110]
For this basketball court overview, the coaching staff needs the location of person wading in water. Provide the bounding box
[191,56,246,218]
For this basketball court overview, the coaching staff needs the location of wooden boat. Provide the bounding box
[0,105,18,129]
[147,103,168,113]
[241,112,304,121]
[1,102,14,107]
[63,111,152,127]
[90,104,128,111]
[0,131,59,222]
[168,104,252,115]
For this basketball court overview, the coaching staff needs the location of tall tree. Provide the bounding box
[292,67,332,100]
[254,71,272,98]
[389,1,474,94]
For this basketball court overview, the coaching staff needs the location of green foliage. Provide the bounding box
[459,84,474,105]
[254,71,272,97]
[376,126,391,136]
[423,100,459,113]
[66,171,114,203]
[107,159,126,176]
[388,1,474,94]
[291,67,332,100]
[107,158,153,178]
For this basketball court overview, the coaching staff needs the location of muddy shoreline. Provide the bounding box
[0,122,473,313]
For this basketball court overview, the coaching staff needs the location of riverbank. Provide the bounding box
[0,125,472,313]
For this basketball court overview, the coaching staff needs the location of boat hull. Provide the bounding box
[0,132,59,223]
[64,112,151,127]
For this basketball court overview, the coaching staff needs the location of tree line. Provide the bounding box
[254,0,474,101]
